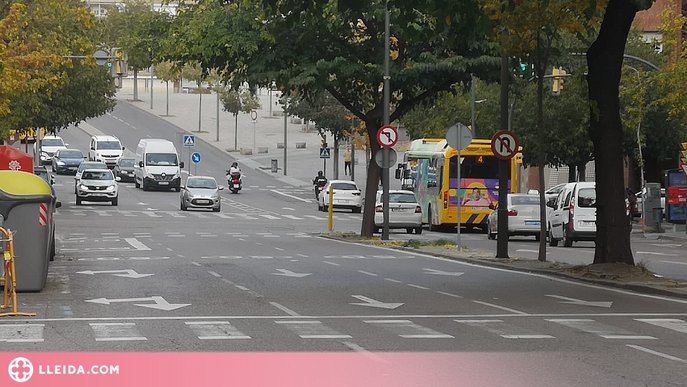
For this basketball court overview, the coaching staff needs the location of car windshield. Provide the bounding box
[511,196,540,205]
[42,139,64,147]
[146,153,178,166]
[578,188,596,208]
[82,171,113,180]
[79,163,106,172]
[59,150,82,159]
[331,183,358,190]
[187,178,217,189]
[389,193,417,203]
[119,159,135,167]
[97,141,121,150]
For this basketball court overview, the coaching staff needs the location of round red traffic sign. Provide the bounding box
[490,130,519,160]
[250,110,258,121]
[376,125,398,148]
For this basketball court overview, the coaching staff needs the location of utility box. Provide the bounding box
[644,182,663,232]
[271,159,278,173]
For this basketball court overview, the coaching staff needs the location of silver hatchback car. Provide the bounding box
[180,176,223,212]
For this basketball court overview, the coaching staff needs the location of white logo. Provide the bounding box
[8,357,33,383]
[8,160,21,171]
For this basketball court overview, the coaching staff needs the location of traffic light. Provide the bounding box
[321,135,327,149]
[110,48,127,77]
[559,69,567,91]
[552,68,561,95]
[681,142,687,164]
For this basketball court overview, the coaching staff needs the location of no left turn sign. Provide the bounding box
[491,130,519,160]
[377,125,398,148]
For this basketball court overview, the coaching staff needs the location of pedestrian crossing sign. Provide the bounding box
[319,147,331,159]
[183,135,195,147]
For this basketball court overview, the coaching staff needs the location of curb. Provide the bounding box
[318,234,687,301]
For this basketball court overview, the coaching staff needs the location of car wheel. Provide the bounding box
[112,197,118,206]
[487,222,496,240]
[213,205,220,213]
[375,227,381,234]
[535,233,541,242]
[75,197,82,206]
[428,207,439,232]
[415,227,422,234]
[353,207,361,214]
[406,228,413,234]
[175,187,181,193]
[181,202,187,211]
[548,228,558,247]
[563,229,573,247]
[135,180,140,188]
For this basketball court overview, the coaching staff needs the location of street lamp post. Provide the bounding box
[626,66,645,230]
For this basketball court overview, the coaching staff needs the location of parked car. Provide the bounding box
[548,182,596,247]
[37,135,67,165]
[52,148,85,175]
[114,158,136,182]
[318,180,363,213]
[76,169,120,206]
[374,190,422,234]
[74,161,108,193]
[180,176,223,212]
[487,194,543,241]
[545,183,567,203]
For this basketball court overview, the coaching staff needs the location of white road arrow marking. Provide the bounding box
[271,269,312,278]
[423,268,464,277]
[546,295,613,308]
[76,269,154,279]
[350,295,404,310]
[85,296,190,311]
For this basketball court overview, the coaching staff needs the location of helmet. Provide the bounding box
[317,171,323,176]
[232,162,238,167]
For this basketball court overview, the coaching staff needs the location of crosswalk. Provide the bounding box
[57,208,362,222]
[3,317,687,347]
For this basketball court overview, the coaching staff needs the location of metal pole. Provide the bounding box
[471,75,476,136]
[165,81,169,116]
[456,131,462,250]
[381,1,391,241]
[351,134,356,181]
[269,89,272,117]
[284,96,287,176]
[198,92,202,132]
[216,74,220,142]
[150,0,154,110]
[253,121,256,154]
[496,34,509,259]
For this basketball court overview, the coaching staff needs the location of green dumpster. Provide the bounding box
[0,171,56,292]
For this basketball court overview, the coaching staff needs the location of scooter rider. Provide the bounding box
[313,170,327,199]
[229,162,241,175]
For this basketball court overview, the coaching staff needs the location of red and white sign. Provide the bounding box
[668,186,687,205]
[39,203,48,227]
[376,125,398,148]
[490,130,519,160]
[681,163,687,178]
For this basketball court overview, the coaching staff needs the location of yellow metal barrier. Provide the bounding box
[328,185,334,231]
[0,228,36,317]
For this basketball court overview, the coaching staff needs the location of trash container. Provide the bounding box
[0,171,55,292]
[271,159,278,173]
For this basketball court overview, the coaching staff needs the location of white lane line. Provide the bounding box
[635,318,687,334]
[124,238,151,251]
[221,278,235,285]
[472,301,529,315]
[235,285,250,291]
[0,324,45,343]
[408,284,430,290]
[296,254,309,258]
[259,215,281,220]
[501,335,555,339]
[455,319,554,339]
[185,321,251,340]
[283,207,295,211]
[269,302,301,317]
[357,270,378,277]
[191,262,202,267]
[90,322,146,342]
[601,335,656,340]
[276,320,351,339]
[365,320,453,339]
[168,235,186,238]
[323,261,340,266]
[627,345,687,364]
[659,260,687,266]
[274,247,284,251]
[271,189,312,203]
[166,248,173,252]
[636,251,678,256]
[208,271,222,278]
[436,291,463,298]
[385,278,402,283]
[342,342,389,363]
[547,318,656,339]
[283,215,304,220]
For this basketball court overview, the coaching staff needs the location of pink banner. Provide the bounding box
[0,352,592,386]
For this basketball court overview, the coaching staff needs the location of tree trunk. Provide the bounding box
[360,117,382,237]
[536,54,547,262]
[568,164,577,183]
[587,0,637,265]
[133,69,139,101]
[578,162,587,182]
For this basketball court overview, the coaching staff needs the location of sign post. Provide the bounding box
[191,152,201,176]
[377,125,399,240]
[491,130,520,258]
[446,123,472,250]
[251,110,258,155]
[183,135,195,174]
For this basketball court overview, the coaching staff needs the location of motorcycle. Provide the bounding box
[313,178,327,200]
[227,171,242,194]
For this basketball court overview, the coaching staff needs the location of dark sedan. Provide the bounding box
[113,158,136,182]
[52,149,85,175]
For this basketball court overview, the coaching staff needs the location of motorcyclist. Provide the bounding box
[229,162,241,175]
[313,171,328,199]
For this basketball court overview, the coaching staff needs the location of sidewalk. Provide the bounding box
[633,221,687,241]
[116,84,398,190]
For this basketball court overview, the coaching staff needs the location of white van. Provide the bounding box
[88,135,124,168]
[548,182,596,247]
[134,139,184,191]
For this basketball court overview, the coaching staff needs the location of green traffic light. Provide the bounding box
[107,62,112,68]
[520,63,527,71]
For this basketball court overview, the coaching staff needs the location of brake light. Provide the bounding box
[376,206,383,213]
[508,209,518,216]
[415,206,422,213]
[443,191,448,209]
[568,199,575,228]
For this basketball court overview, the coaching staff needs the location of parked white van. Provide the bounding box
[548,182,596,247]
[134,139,184,191]
[88,135,124,168]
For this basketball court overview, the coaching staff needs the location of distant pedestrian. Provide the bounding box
[344,147,352,175]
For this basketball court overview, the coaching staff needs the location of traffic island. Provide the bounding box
[319,233,687,300]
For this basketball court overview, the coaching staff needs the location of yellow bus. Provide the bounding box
[403,139,522,232]
[8,127,48,143]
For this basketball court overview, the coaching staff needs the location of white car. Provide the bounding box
[88,135,124,168]
[37,135,67,165]
[545,183,567,203]
[487,194,543,241]
[76,169,120,206]
[318,180,363,213]
[548,182,596,247]
[374,190,422,234]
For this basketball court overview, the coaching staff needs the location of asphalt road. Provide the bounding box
[5,101,687,386]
